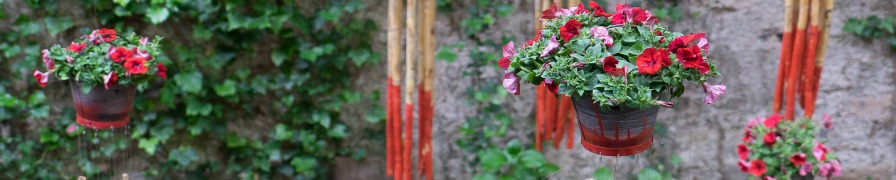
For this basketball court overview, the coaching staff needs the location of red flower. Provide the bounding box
[544,79,558,94]
[156,63,168,79]
[540,3,560,19]
[33,70,49,88]
[602,56,626,76]
[41,49,54,70]
[799,163,814,176]
[588,1,611,17]
[813,143,828,162]
[124,57,148,75]
[748,160,767,177]
[108,46,133,63]
[635,47,671,75]
[523,31,542,47]
[737,144,749,160]
[674,45,710,74]
[655,30,665,43]
[559,19,583,43]
[743,130,753,143]
[67,42,86,53]
[610,4,650,25]
[498,41,516,70]
[790,153,807,167]
[573,3,589,14]
[669,33,706,53]
[738,160,751,173]
[90,28,117,43]
[762,132,776,146]
[763,114,782,128]
[132,47,152,60]
[103,72,118,90]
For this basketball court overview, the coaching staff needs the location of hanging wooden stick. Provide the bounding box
[534,0,551,152]
[773,0,796,114]
[417,0,435,179]
[386,0,403,177]
[802,0,821,117]
[553,96,571,148]
[404,0,418,179]
[785,0,809,120]
[809,0,834,118]
[566,110,574,149]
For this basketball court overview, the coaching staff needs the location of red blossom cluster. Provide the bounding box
[738,114,841,178]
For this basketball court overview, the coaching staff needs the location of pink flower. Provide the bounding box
[572,62,585,68]
[589,26,613,47]
[41,49,54,70]
[67,42,86,53]
[66,55,74,64]
[698,38,710,51]
[498,41,516,70]
[66,124,78,134]
[540,35,559,57]
[737,144,749,160]
[813,143,828,162]
[790,153,807,167]
[139,37,149,46]
[702,83,725,104]
[103,72,118,90]
[33,70,48,88]
[746,117,762,130]
[656,101,674,108]
[132,48,152,60]
[818,161,841,177]
[737,160,751,173]
[502,71,520,95]
[822,114,832,129]
[609,4,653,25]
[764,114,782,128]
[799,163,813,176]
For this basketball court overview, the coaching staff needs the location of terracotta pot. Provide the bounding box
[571,96,658,156]
[70,81,136,129]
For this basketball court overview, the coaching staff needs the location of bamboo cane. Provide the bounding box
[567,0,577,7]
[802,0,821,117]
[785,0,809,120]
[553,96,571,148]
[534,0,551,152]
[404,0,418,179]
[773,0,796,114]
[416,0,435,179]
[810,0,833,118]
[566,110,574,149]
[387,0,403,177]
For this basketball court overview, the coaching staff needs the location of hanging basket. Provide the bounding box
[70,81,136,129]
[571,97,658,156]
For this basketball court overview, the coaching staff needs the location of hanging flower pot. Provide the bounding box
[70,81,136,129]
[571,97,657,156]
[33,28,166,129]
[499,2,725,156]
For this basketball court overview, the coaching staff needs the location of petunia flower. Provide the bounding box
[66,124,78,134]
[818,161,841,177]
[124,57,149,75]
[601,56,626,77]
[590,26,613,47]
[559,19,583,42]
[656,101,674,108]
[642,10,658,27]
[698,37,710,51]
[675,45,710,74]
[498,41,516,70]
[66,55,74,64]
[748,160,767,177]
[799,163,813,176]
[156,63,168,79]
[139,37,149,46]
[132,48,152,60]
[635,47,671,75]
[103,72,118,89]
[502,71,520,95]
[822,114,832,129]
[702,83,725,104]
[737,144,749,160]
[523,31,542,47]
[610,4,650,25]
[588,1,611,17]
[762,132,776,146]
[540,35,560,57]
[743,130,753,143]
[813,143,828,162]
[33,70,49,88]
[544,78,559,94]
[790,153,807,167]
[746,117,762,130]
[41,49,54,70]
[763,114,782,128]
[67,42,86,53]
[89,28,117,43]
[572,62,585,68]
[738,160,751,173]
[572,3,589,14]
[108,46,133,63]
[669,33,706,53]
[655,30,665,43]
[540,3,561,19]
[830,161,842,176]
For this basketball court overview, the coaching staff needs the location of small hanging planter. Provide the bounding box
[70,81,136,129]
[571,97,657,156]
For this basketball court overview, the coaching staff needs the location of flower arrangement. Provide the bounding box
[33,28,165,92]
[738,114,842,179]
[499,2,724,108]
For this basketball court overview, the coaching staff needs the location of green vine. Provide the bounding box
[844,15,896,51]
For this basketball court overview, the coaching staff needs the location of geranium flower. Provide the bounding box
[498,41,516,70]
[544,79,558,94]
[738,160,751,173]
[559,19,583,42]
[524,31,542,47]
[702,83,725,104]
[675,45,710,74]
[139,37,149,46]
[540,35,560,57]
[33,70,48,88]
[764,114,782,128]
[813,143,828,161]
[66,124,78,134]
[635,47,671,75]
[156,63,168,79]
[67,42,86,52]
[748,160,767,177]
[669,33,706,53]
[790,153,807,167]
[762,132,776,146]
[103,72,118,90]
[90,28,117,43]
[737,144,749,160]
[610,4,650,25]
[818,161,842,177]
[41,49,54,70]
[124,57,149,75]
[589,26,613,47]
[502,71,520,95]
[540,3,561,19]
[602,56,626,76]
[133,47,152,60]
[588,1,611,17]
[108,46,133,63]
[799,163,813,176]
[822,114,832,129]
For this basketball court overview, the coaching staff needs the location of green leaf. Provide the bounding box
[192,25,213,40]
[593,167,613,180]
[185,99,212,116]
[479,149,507,172]
[436,47,458,62]
[38,129,59,143]
[291,157,317,173]
[174,71,203,94]
[113,0,130,6]
[43,17,73,36]
[138,138,160,155]
[517,150,546,168]
[274,123,293,141]
[214,80,238,97]
[504,139,522,157]
[327,124,347,138]
[168,146,199,167]
[271,50,286,67]
[364,105,385,123]
[146,7,171,24]
[637,168,662,180]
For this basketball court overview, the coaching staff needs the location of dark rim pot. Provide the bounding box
[70,81,136,129]
[571,96,658,156]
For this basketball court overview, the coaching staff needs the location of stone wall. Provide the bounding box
[340,0,896,179]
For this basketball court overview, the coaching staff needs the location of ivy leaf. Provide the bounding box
[271,50,286,67]
[637,168,662,180]
[479,149,507,172]
[592,167,614,180]
[364,105,385,123]
[214,80,238,97]
[174,71,203,94]
[291,157,318,173]
[146,7,170,24]
[504,139,522,157]
[138,138,160,155]
[517,150,546,168]
[185,99,212,116]
[327,124,347,138]
[43,17,72,36]
[312,112,331,128]
[38,129,59,143]
[436,47,458,62]
[274,123,292,141]
[168,146,199,167]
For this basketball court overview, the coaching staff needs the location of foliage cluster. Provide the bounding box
[843,15,896,51]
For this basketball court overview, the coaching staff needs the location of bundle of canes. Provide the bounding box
[773,0,833,120]
[534,0,578,152]
[416,0,436,179]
